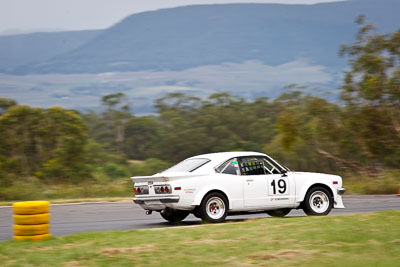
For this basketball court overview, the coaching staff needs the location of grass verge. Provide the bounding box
[0,211,399,266]
[0,178,133,203]
[343,170,400,194]
[0,197,132,206]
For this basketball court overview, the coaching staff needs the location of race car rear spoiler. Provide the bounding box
[130,172,208,183]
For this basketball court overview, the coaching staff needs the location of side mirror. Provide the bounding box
[281,170,288,177]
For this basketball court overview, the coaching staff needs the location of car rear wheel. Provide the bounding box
[199,192,228,223]
[266,208,291,217]
[303,187,333,216]
[160,208,189,223]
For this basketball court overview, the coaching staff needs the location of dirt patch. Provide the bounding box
[267,222,303,229]
[326,240,383,248]
[325,241,351,247]
[25,246,54,252]
[64,261,86,267]
[182,238,236,245]
[368,239,382,245]
[356,213,376,221]
[63,242,94,248]
[244,218,260,222]
[99,244,154,256]
[270,238,296,244]
[247,249,313,261]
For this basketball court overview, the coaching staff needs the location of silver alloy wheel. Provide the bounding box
[206,196,225,220]
[309,191,329,214]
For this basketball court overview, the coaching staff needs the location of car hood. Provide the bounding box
[290,171,341,181]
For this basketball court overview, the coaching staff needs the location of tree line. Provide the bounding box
[0,17,399,187]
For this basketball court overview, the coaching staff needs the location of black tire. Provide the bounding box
[160,208,189,223]
[192,207,201,218]
[199,192,229,223]
[266,208,292,217]
[303,186,333,216]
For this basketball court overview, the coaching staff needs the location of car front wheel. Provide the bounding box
[160,208,189,223]
[303,187,333,216]
[199,192,229,223]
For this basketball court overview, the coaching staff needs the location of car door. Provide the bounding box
[240,156,270,207]
[241,156,296,208]
[263,157,296,207]
[214,157,244,210]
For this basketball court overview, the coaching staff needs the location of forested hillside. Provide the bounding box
[0,19,399,200]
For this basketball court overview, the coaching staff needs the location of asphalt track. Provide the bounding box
[1,195,399,241]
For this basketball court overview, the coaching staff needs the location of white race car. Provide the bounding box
[131,151,345,223]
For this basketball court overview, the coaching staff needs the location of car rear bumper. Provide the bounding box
[133,195,180,204]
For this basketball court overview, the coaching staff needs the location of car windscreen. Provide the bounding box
[163,158,210,173]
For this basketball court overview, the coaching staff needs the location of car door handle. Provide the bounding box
[246,179,254,182]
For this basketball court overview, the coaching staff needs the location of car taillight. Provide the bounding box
[155,185,172,194]
[134,185,149,195]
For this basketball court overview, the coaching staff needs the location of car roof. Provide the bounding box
[188,151,267,163]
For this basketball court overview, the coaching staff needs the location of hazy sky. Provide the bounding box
[0,0,344,34]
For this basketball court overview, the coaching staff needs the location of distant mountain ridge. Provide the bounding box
[3,0,400,75]
[0,30,103,72]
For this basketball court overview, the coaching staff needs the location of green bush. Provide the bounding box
[103,162,128,179]
[0,179,44,201]
[343,170,400,194]
[128,158,171,176]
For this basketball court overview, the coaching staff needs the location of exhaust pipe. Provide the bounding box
[145,210,153,215]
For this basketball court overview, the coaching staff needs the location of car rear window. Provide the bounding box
[163,158,210,173]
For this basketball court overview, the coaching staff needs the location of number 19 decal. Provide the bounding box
[268,177,289,195]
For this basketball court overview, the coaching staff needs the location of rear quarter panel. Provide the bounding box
[172,173,243,210]
[191,173,244,210]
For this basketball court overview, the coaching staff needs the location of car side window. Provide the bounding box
[239,157,266,175]
[263,157,282,174]
[215,158,240,175]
